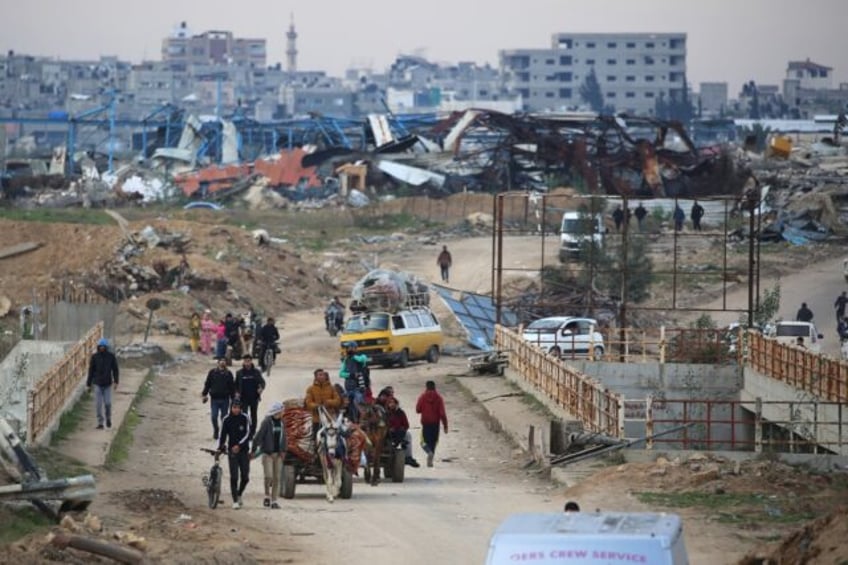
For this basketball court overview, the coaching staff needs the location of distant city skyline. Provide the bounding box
[3,0,846,97]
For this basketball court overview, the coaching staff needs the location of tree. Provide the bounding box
[579,67,604,113]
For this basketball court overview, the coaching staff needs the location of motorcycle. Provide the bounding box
[325,306,344,336]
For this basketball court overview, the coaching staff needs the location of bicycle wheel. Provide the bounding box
[264,348,274,377]
[208,467,221,509]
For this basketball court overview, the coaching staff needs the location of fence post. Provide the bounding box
[754,397,763,453]
[645,396,654,450]
[659,326,666,364]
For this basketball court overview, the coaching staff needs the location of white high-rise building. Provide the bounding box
[500,33,687,115]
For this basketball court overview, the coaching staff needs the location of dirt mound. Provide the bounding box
[0,217,339,335]
[109,488,187,514]
[740,509,848,565]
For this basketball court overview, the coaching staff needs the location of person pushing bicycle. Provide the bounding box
[217,398,251,509]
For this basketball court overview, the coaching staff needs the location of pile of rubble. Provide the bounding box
[84,225,226,301]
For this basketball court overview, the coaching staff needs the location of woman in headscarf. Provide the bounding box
[200,309,216,355]
[189,312,201,354]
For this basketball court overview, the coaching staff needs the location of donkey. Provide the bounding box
[358,402,387,486]
[316,405,346,502]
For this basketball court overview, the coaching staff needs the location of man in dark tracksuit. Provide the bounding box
[201,357,235,440]
[235,354,265,438]
[86,338,119,429]
[217,399,251,509]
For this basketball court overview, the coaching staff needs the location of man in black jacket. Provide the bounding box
[86,338,119,429]
[201,357,235,440]
[235,354,265,438]
[217,399,251,509]
[224,313,243,362]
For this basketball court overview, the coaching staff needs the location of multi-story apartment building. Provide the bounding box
[500,32,687,115]
[783,59,848,117]
[161,22,266,69]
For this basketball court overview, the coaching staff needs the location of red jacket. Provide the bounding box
[416,390,448,429]
[386,407,410,432]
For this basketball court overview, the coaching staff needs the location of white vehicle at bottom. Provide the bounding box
[486,512,689,565]
[521,316,605,360]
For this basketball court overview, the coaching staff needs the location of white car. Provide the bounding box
[521,316,605,360]
[769,321,823,354]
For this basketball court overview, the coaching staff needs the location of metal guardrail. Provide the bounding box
[747,331,848,404]
[495,325,622,436]
[513,325,739,364]
[622,397,846,454]
[26,322,103,444]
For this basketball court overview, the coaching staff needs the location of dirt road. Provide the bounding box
[90,309,562,565]
[71,234,846,565]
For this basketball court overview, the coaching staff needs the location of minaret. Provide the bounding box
[286,14,298,73]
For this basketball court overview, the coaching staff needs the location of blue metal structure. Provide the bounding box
[0,99,442,175]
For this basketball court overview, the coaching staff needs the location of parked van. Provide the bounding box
[486,512,689,565]
[770,321,823,353]
[559,211,605,262]
[339,307,443,368]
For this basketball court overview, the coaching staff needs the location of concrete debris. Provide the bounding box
[2,110,848,238]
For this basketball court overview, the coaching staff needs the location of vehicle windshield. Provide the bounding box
[562,218,599,234]
[776,324,811,337]
[526,319,567,330]
[344,313,390,333]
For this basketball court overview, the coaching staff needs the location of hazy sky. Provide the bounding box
[3,0,846,96]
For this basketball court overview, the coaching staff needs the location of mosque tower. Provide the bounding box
[286,14,298,73]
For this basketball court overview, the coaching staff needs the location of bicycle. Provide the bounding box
[200,448,223,509]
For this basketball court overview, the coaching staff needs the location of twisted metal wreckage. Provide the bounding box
[299,109,743,198]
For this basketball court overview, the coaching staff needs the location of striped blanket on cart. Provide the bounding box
[282,400,367,474]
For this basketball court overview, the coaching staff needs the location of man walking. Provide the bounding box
[796,302,814,323]
[612,206,624,232]
[437,245,453,283]
[415,380,448,467]
[252,402,287,509]
[690,200,705,231]
[634,203,647,232]
[835,291,848,321]
[235,354,265,438]
[86,338,119,430]
[217,399,251,509]
[673,205,685,232]
[201,357,235,440]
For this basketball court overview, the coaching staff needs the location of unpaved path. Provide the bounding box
[79,234,843,565]
[90,311,562,565]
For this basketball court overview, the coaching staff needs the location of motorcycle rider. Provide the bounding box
[257,317,280,372]
[325,296,346,335]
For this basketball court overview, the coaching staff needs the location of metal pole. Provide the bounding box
[491,193,497,305]
[496,194,505,325]
[619,195,629,361]
[747,202,756,328]
[672,197,679,309]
